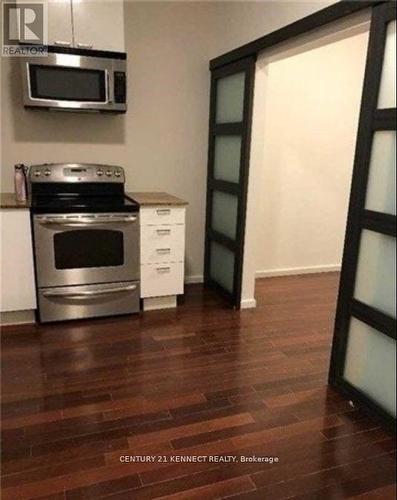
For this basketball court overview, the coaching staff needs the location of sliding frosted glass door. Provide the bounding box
[330,3,396,426]
[204,57,255,306]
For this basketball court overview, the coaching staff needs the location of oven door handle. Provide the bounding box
[39,216,137,226]
[42,284,137,299]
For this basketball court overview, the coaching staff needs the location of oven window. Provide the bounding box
[54,230,124,269]
[29,65,106,102]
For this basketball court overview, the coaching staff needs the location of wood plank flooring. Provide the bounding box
[1,273,395,499]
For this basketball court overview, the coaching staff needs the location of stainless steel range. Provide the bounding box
[29,163,140,323]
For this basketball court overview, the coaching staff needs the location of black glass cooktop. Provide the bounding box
[31,195,139,214]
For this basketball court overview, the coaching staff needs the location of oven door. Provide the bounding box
[33,213,139,287]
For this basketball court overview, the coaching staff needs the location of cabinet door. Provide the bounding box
[13,0,72,46]
[0,210,37,312]
[48,0,73,47]
[72,0,125,52]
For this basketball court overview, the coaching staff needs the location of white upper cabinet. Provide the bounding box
[48,0,73,47]
[15,0,73,46]
[45,0,125,52]
[72,0,125,52]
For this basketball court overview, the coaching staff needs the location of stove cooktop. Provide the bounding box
[30,195,139,214]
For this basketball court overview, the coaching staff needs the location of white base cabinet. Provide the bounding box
[0,204,186,318]
[140,206,185,310]
[0,210,37,313]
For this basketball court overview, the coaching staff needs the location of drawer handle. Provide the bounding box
[43,284,137,299]
[77,42,93,49]
[156,209,171,215]
[54,40,71,47]
[40,215,136,226]
[156,248,171,254]
[156,266,171,273]
[156,229,171,235]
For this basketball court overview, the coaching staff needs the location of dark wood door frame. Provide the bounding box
[204,57,256,307]
[206,0,388,308]
[205,0,395,428]
[329,1,396,432]
[210,1,385,70]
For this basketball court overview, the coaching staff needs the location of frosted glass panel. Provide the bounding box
[354,230,396,317]
[213,136,241,183]
[209,241,234,293]
[365,131,396,215]
[211,191,238,240]
[344,317,396,417]
[216,72,245,123]
[378,20,396,109]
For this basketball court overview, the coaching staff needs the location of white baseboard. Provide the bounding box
[143,296,177,311]
[0,310,36,326]
[240,298,257,309]
[256,264,341,279]
[184,275,204,284]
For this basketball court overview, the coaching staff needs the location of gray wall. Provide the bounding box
[0,1,331,280]
[254,28,369,276]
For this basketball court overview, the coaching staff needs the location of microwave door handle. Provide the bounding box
[43,284,137,299]
[39,216,137,226]
[107,70,114,104]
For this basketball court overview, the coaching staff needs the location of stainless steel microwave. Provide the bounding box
[21,46,127,113]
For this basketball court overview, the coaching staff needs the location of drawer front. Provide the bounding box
[38,281,140,323]
[141,207,185,226]
[141,263,184,298]
[141,225,184,264]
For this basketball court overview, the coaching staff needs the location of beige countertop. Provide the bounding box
[127,192,188,206]
[0,192,188,209]
[0,193,30,209]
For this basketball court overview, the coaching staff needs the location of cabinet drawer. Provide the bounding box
[141,207,185,226]
[141,263,184,298]
[38,281,139,323]
[141,225,184,264]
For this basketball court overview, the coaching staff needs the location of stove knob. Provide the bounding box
[115,171,121,178]
[34,170,41,177]
[96,169,104,176]
[106,170,113,177]
[44,169,51,176]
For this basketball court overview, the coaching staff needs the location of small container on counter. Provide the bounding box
[14,164,28,202]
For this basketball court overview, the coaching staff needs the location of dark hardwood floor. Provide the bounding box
[1,273,395,499]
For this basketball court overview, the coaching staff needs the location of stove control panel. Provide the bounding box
[29,164,125,183]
